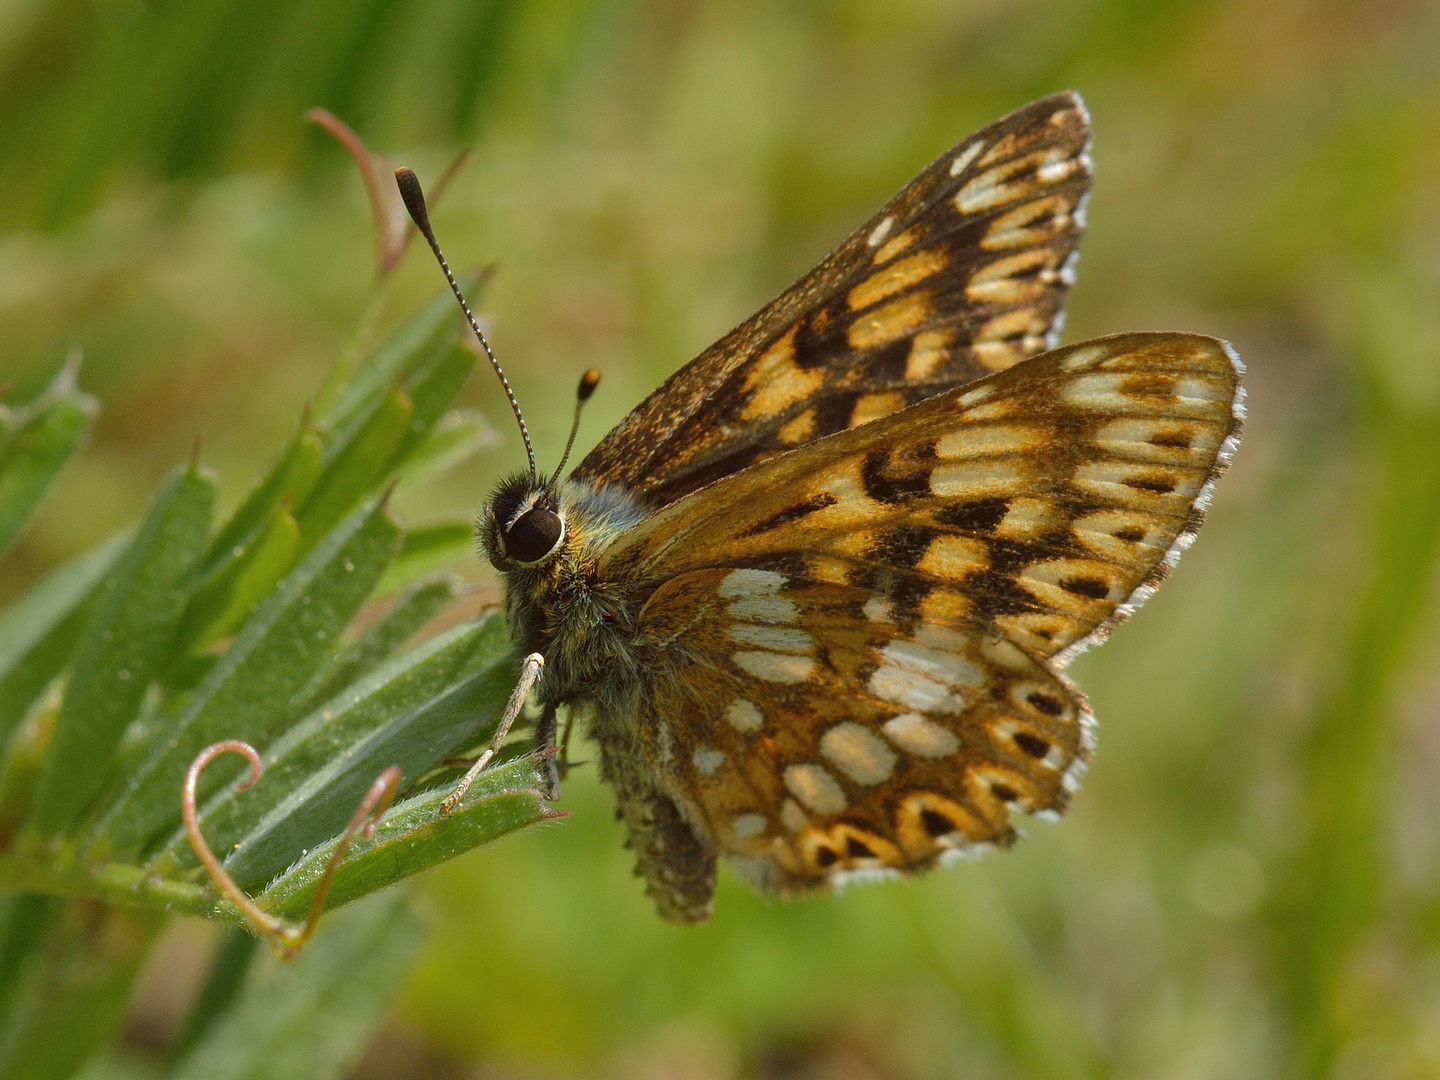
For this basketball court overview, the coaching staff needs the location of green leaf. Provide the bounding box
[285,574,462,722]
[294,387,412,556]
[0,893,51,1022]
[174,504,300,656]
[391,409,496,492]
[391,345,477,466]
[90,496,402,860]
[0,897,161,1080]
[374,521,473,596]
[193,616,514,892]
[169,929,259,1066]
[258,755,555,920]
[146,612,506,882]
[0,532,130,751]
[27,463,217,839]
[0,362,98,558]
[315,272,481,438]
[201,423,322,578]
[0,686,62,846]
[166,892,423,1080]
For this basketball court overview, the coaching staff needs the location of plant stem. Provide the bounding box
[0,850,220,918]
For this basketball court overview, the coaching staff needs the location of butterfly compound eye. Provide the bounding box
[504,508,565,565]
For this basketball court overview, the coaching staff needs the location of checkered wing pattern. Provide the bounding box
[638,570,1090,889]
[612,333,1243,887]
[574,92,1092,508]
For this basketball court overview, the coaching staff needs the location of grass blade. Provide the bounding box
[390,345,477,466]
[1269,404,1440,1075]
[0,362,98,558]
[285,574,462,721]
[25,464,217,840]
[175,504,300,657]
[201,423,322,578]
[221,621,515,892]
[0,897,161,1080]
[258,755,556,920]
[374,522,472,596]
[167,892,423,1080]
[295,387,412,556]
[391,409,496,492]
[315,272,481,441]
[0,533,130,751]
[90,496,401,860]
[148,614,510,888]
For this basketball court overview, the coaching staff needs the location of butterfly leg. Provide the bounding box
[440,652,544,816]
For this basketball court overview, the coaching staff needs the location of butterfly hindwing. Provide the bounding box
[636,570,1091,890]
[574,92,1093,508]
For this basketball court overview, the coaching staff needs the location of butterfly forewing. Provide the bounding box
[574,92,1093,507]
[607,333,1242,659]
[636,570,1092,889]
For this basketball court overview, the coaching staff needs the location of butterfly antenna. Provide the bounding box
[549,368,601,487]
[394,166,537,483]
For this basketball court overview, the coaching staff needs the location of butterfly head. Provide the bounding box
[394,165,604,574]
[481,475,566,570]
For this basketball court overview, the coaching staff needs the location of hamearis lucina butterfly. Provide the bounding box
[393,91,1244,924]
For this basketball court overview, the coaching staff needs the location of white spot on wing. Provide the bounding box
[949,141,984,177]
[692,747,725,775]
[733,813,767,837]
[882,713,960,757]
[1037,157,1082,183]
[929,460,1022,498]
[869,665,962,712]
[862,597,893,623]
[1060,343,1109,371]
[728,624,812,653]
[781,799,808,833]
[867,215,895,247]
[881,640,984,686]
[726,699,763,731]
[820,723,898,784]
[734,651,814,684]
[957,384,995,407]
[1175,375,1228,404]
[784,763,848,814]
[719,568,785,599]
[727,596,798,623]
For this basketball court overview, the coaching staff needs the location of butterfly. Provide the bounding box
[397,90,1243,923]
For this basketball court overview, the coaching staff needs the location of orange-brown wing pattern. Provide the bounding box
[605,332,1244,667]
[612,331,1241,890]
[574,92,1092,508]
[635,569,1092,889]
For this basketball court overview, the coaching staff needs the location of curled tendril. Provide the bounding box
[182,740,402,961]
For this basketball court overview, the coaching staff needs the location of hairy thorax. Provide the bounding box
[497,479,652,712]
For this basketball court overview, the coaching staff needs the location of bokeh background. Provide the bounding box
[2,0,1439,1077]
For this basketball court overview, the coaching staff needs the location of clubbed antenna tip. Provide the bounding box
[394,166,430,236]
[550,368,602,487]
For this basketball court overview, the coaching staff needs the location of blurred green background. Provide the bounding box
[2,0,1439,1077]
